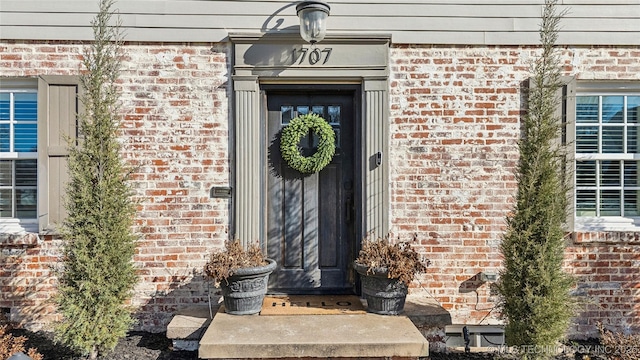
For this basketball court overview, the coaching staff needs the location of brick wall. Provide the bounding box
[1,41,639,337]
[0,41,231,331]
[389,45,640,338]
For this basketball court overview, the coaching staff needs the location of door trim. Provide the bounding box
[230,34,390,253]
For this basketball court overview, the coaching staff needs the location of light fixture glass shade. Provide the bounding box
[296,1,330,44]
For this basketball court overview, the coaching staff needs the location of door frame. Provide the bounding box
[261,84,362,293]
[229,33,390,262]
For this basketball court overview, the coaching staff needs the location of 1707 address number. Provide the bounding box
[293,47,332,65]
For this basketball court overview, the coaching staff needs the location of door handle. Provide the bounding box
[346,196,353,223]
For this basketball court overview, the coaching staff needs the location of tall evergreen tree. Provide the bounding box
[496,1,574,358]
[55,1,137,358]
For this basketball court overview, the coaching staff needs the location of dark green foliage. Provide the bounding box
[496,1,575,358]
[280,113,336,173]
[55,1,137,358]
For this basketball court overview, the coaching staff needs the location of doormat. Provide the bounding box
[260,295,366,315]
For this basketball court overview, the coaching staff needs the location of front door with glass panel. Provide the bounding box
[265,88,356,293]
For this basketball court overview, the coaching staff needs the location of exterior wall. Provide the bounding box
[2,0,640,45]
[389,44,640,337]
[0,41,232,331]
[1,40,639,338]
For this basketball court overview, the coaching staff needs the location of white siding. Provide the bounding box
[0,0,639,45]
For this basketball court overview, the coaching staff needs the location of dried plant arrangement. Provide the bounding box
[0,314,43,360]
[598,322,640,360]
[203,240,268,284]
[354,234,428,286]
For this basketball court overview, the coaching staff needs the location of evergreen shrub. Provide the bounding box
[54,1,138,358]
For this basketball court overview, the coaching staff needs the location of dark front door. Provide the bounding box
[265,88,357,294]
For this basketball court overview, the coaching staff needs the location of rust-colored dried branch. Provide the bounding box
[355,234,429,286]
[0,317,44,360]
[203,240,267,284]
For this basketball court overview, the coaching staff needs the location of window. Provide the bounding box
[0,76,78,235]
[281,104,342,149]
[572,82,640,230]
[0,85,38,230]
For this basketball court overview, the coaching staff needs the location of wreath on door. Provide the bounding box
[280,113,336,174]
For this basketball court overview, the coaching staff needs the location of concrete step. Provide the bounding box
[198,311,429,359]
[167,294,450,358]
[166,305,216,351]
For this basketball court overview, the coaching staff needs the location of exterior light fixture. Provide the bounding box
[296,1,330,44]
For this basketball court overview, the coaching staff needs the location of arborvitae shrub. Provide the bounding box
[54,1,137,359]
[496,1,575,358]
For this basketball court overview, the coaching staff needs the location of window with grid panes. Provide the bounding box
[575,94,640,221]
[0,88,38,221]
[280,104,341,150]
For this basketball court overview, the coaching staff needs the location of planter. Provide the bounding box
[353,262,408,315]
[219,258,277,315]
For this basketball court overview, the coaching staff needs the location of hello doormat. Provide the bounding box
[260,295,366,315]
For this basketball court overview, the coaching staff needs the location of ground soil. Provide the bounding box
[10,328,603,360]
[10,329,197,360]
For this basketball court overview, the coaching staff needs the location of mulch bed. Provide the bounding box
[10,329,197,360]
[10,328,604,360]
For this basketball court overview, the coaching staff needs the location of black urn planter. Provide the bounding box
[219,258,277,315]
[354,262,408,315]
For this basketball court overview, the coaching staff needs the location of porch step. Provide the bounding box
[166,305,216,351]
[198,311,429,359]
[166,295,450,358]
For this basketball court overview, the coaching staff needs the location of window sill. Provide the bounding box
[572,217,640,244]
[0,220,41,247]
[0,232,41,248]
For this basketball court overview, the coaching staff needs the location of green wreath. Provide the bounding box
[280,113,336,174]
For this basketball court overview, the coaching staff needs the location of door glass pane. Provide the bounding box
[328,106,341,125]
[14,93,37,120]
[16,189,37,218]
[15,123,37,152]
[333,129,340,150]
[576,161,596,186]
[628,96,640,124]
[602,126,623,153]
[624,161,640,187]
[576,126,599,153]
[16,160,37,186]
[297,106,309,116]
[0,189,12,217]
[0,124,9,152]
[281,106,294,125]
[624,190,640,216]
[602,96,623,123]
[312,105,325,117]
[576,190,596,216]
[600,160,621,186]
[576,96,599,123]
[600,190,621,216]
[0,161,11,186]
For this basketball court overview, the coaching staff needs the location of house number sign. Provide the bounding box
[293,47,333,65]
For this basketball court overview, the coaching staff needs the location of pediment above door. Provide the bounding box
[229,33,390,78]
